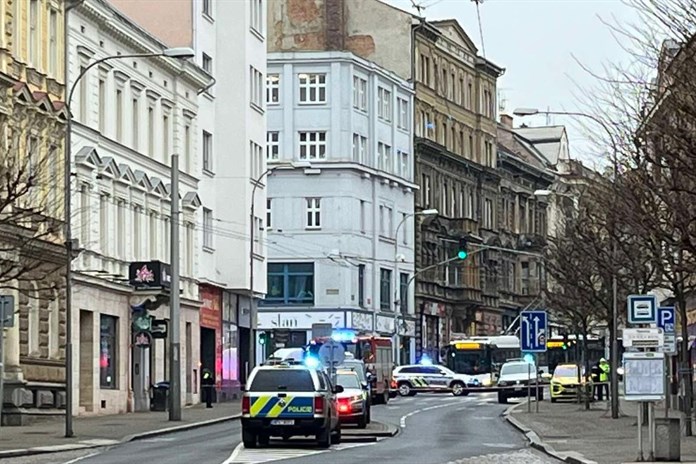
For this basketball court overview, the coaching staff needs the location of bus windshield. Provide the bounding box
[449,349,492,375]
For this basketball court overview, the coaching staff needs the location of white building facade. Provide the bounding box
[67,0,208,415]
[192,0,267,395]
[259,51,418,364]
[108,0,268,396]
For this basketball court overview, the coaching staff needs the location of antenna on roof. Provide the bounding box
[470,0,487,58]
[411,0,425,15]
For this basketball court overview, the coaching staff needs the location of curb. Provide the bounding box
[343,421,399,438]
[0,413,241,459]
[503,402,597,464]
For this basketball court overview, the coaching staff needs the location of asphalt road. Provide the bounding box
[7,392,560,464]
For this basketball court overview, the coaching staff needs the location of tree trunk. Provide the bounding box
[582,324,591,410]
[678,291,693,436]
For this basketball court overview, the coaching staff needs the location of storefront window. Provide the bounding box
[100,315,118,389]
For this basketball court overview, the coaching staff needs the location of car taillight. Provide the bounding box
[338,398,351,414]
[314,396,324,414]
[242,396,250,414]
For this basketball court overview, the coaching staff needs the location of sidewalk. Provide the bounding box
[507,399,696,464]
[0,402,241,458]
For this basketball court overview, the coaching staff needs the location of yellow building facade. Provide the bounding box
[0,0,69,425]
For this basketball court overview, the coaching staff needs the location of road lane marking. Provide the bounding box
[62,453,101,464]
[222,441,376,464]
[399,402,458,428]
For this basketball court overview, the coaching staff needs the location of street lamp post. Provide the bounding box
[393,209,437,364]
[515,107,620,419]
[63,44,193,434]
[247,161,310,375]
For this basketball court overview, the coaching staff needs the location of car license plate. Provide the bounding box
[270,419,294,426]
[514,386,523,392]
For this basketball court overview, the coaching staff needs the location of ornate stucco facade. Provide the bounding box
[0,0,69,425]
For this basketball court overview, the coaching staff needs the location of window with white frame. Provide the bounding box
[162,113,170,158]
[353,76,367,111]
[49,9,58,74]
[397,98,409,130]
[250,140,263,180]
[299,131,326,160]
[266,199,272,229]
[149,211,158,258]
[352,134,367,164]
[422,174,431,207]
[298,73,326,104]
[133,205,142,258]
[267,74,280,105]
[202,53,212,74]
[377,142,391,172]
[360,200,366,233]
[450,186,456,217]
[267,131,279,160]
[401,212,408,244]
[377,87,392,121]
[185,223,194,275]
[117,199,125,256]
[306,198,321,228]
[99,79,106,133]
[131,97,139,149]
[251,0,264,36]
[115,89,123,141]
[29,0,39,66]
[399,151,409,178]
[250,66,264,110]
[100,194,110,254]
[379,205,385,236]
[80,184,90,246]
[203,130,213,172]
[184,122,192,171]
[254,217,263,254]
[203,208,213,249]
[79,66,88,122]
[483,198,493,228]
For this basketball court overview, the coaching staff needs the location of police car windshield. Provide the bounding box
[336,374,360,389]
[249,370,315,392]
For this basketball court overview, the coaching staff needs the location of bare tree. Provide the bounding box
[0,111,67,299]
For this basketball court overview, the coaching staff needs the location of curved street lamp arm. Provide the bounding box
[67,52,163,109]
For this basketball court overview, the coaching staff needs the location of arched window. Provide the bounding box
[27,282,40,356]
[48,289,60,358]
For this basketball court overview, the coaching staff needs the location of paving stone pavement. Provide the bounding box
[442,449,558,463]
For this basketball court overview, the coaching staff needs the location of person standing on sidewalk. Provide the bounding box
[591,361,601,400]
[202,368,215,408]
[598,358,610,401]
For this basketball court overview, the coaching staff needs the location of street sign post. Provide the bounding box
[318,340,345,385]
[520,311,547,353]
[628,295,658,325]
[0,295,14,429]
[657,307,677,355]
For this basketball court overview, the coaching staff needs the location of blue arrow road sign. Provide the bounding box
[658,306,676,334]
[627,295,658,324]
[520,310,547,352]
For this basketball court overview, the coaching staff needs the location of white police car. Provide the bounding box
[392,364,479,396]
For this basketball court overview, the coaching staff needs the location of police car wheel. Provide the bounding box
[242,429,257,448]
[331,427,342,445]
[451,381,466,397]
[317,427,331,448]
[398,382,412,396]
[357,412,368,429]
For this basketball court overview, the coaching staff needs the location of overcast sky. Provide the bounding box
[383,0,639,167]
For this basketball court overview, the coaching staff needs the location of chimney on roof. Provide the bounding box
[500,114,513,129]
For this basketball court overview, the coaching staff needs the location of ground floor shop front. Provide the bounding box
[256,309,417,365]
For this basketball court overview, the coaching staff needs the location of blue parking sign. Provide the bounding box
[658,307,676,334]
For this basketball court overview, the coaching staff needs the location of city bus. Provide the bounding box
[444,335,521,386]
[305,329,394,404]
[535,334,606,375]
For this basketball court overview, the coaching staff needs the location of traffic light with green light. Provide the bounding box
[259,331,267,345]
[457,238,468,259]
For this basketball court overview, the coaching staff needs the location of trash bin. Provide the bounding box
[655,417,680,461]
[150,381,170,412]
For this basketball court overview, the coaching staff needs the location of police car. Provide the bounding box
[241,363,343,448]
[392,363,479,396]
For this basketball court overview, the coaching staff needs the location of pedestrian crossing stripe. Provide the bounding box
[249,396,314,418]
[411,377,429,388]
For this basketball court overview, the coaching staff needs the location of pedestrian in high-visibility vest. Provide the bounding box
[598,358,610,401]
[202,368,215,408]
